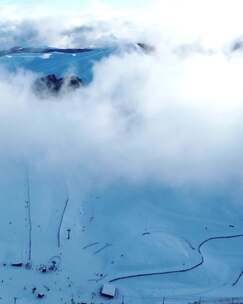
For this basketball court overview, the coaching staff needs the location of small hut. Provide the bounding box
[100,284,117,298]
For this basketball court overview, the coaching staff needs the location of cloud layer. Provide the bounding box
[1,1,243,192]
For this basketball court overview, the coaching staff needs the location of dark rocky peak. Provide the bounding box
[33,74,83,97]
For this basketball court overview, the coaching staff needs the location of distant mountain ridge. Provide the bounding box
[0,43,153,56]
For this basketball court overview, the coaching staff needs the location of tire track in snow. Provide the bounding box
[232,270,243,286]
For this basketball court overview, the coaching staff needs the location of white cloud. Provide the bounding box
[0,1,243,191]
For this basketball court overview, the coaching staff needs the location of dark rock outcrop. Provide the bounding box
[137,43,155,54]
[33,74,83,96]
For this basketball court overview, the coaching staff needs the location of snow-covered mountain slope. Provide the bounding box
[0,170,243,303]
[0,45,140,84]
[0,46,243,303]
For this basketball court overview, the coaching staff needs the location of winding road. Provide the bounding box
[109,233,243,283]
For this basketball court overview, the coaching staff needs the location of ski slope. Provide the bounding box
[0,168,242,303]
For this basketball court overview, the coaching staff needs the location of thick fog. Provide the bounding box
[1,0,243,192]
